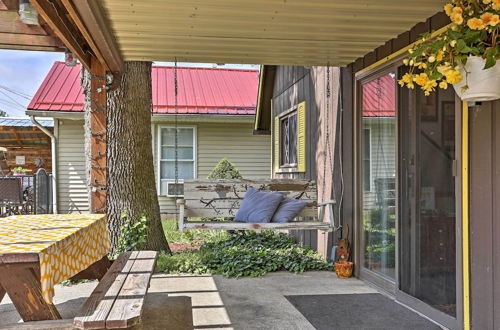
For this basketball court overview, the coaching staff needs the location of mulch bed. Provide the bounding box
[168,242,201,253]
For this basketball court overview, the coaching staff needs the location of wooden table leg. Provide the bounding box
[0,263,61,322]
[70,255,112,281]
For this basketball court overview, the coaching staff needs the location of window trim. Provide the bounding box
[156,125,197,196]
[278,106,298,169]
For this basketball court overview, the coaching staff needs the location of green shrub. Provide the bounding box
[157,231,331,277]
[112,212,148,259]
[208,158,243,179]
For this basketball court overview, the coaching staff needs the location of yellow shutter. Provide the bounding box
[274,116,280,173]
[297,101,306,172]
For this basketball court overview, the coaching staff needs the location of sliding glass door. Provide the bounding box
[358,63,459,328]
[399,83,457,317]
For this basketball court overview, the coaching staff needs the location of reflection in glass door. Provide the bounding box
[360,72,397,280]
[399,85,457,316]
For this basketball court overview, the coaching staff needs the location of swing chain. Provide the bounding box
[174,58,179,188]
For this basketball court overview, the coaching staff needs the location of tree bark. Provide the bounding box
[100,61,169,253]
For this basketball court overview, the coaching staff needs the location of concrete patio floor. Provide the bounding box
[0,271,438,329]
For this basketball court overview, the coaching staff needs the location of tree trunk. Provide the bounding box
[105,61,170,253]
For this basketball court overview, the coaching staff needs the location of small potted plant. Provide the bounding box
[12,167,28,176]
[399,0,500,101]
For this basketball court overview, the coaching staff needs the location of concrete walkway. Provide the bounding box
[0,271,431,329]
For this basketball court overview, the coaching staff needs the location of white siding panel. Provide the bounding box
[57,119,89,213]
[56,120,270,216]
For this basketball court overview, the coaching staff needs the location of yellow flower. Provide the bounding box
[407,82,415,89]
[436,50,444,61]
[444,69,463,84]
[403,59,409,65]
[437,64,451,75]
[428,56,436,63]
[450,40,457,47]
[452,7,463,15]
[401,73,413,84]
[480,13,499,26]
[467,18,486,30]
[414,73,430,86]
[494,0,500,10]
[424,91,431,96]
[418,62,427,69]
[483,0,492,4]
[439,81,449,89]
[489,14,500,26]
[424,80,437,91]
[444,3,454,16]
[451,13,464,25]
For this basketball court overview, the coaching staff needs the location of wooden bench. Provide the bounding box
[1,251,158,330]
[74,251,158,329]
[177,179,339,232]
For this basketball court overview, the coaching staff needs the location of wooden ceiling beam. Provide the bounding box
[62,0,123,73]
[0,31,62,49]
[0,0,18,11]
[0,9,63,51]
[29,0,92,70]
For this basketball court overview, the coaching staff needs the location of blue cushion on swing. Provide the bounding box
[271,197,308,223]
[234,187,284,223]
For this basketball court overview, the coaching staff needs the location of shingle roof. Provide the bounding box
[28,62,259,115]
[0,117,53,127]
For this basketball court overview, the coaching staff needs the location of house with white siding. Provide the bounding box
[26,62,270,216]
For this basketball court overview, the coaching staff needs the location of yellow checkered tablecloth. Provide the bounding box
[0,214,110,303]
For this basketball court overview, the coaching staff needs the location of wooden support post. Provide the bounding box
[89,57,107,213]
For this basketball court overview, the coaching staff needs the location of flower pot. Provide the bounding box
[453,56,500,102]
[334,261,353,278]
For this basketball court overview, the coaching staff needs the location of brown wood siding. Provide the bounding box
[272,66,317,249]
[349,12,448,73]
[469,100,500,330]
[271,66,343,254]
[338,67,355,262]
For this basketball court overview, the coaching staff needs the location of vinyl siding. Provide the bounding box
[363,118,396,210]
[56,120,270,216]
[56,119,89,213]
[154,122,271,215]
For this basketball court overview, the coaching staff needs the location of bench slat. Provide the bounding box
[74,252,137,330]
[183,179,317,194]
[183,221,332,231]
[105,251,157,329]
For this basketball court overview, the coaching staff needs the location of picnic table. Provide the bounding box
[0,214,110,322]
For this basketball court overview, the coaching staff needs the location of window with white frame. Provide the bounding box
[280,111,298,167]
[157,126,196,196]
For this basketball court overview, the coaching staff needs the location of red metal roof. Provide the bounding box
[28,62,259,115]
[362,73,396,117]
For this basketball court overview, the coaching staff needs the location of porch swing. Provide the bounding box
[174,61,339,232]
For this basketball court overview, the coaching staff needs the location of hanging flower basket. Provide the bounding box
[334,261,353,278]
[453,56,500,101]
[398,1,500,100]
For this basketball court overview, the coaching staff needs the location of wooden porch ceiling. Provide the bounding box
[0,0,64,52]
[101,0,447,66]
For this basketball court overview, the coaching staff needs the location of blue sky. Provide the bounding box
[0,49,258,117]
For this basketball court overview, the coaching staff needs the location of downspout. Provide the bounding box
[30,116,58,214]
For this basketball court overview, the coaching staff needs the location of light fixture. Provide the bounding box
[19,0,39,25]
[65,48,77,67]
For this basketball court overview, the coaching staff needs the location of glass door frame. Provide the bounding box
[354,58,463,329]
[355,63,400,294]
